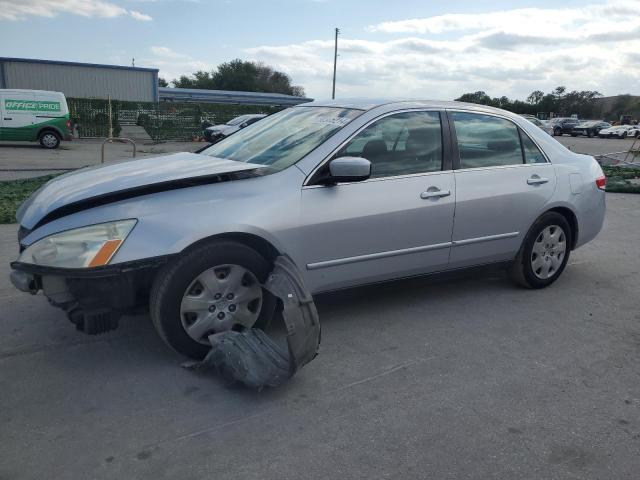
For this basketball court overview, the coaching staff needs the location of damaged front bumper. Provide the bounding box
[9,257,171,334]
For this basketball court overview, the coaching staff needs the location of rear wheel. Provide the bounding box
[509,212,571,289]
[553,128,562,136]
[38,130,60,149]
[150,240,277,359]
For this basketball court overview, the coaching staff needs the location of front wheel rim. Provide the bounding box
[179,264,263,345]
[531,225,567,280]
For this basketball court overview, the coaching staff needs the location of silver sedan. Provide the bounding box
[10,99,606,358]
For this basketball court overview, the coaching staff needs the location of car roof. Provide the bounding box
[297,98,520,115]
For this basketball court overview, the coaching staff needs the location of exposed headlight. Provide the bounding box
[18,219,137,268]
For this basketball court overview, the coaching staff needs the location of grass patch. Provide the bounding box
[602,166,640,194]
[0,175,59,224]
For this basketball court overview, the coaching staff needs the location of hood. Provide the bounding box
[17,152,265,230]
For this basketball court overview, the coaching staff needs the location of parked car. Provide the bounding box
[571,121,611,138]
[0,89,72,148]
[10,100,606,359]
[550,118,581,136]
[520,115,553,135]
[203,114,266,143]
[598,125,640,138]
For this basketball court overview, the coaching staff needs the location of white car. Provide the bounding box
[598,125,640,139]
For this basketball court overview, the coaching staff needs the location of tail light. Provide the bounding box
[66,120,71,131]
[595,175,606,190]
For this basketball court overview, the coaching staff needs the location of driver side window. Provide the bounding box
[335,111,443,179]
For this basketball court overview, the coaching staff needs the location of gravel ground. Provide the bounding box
[0,135,637,180]
[0,193,639,479]
[0,140,204,180]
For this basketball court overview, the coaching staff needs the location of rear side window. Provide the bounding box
[336,111,443,179]
[520,131,546,164]
[451,112,523,169]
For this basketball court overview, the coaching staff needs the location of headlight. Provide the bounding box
[18,219,137,268]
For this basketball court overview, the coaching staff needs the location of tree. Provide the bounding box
[526,90,544,105]
[455,91,493,105]
[171,59,305,96]
[455,86,603,118]
[158,77,169,87]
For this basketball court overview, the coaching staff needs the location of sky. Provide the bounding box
[1,0,640,101]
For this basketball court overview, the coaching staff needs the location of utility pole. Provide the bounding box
[332,28,339,99]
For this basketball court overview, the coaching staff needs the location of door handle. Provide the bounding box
[420,188,451,199]
[527,175,549,185]
[3,117,12,121]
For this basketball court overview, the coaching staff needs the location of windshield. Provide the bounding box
[226,115,251,126]
[201,106,362,170]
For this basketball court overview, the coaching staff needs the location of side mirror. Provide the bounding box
[240,123,248,128]
[327,156,371,183]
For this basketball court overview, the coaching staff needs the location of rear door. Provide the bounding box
[448,110,556,268]
[298,110,456,292]
[2,91,37,141]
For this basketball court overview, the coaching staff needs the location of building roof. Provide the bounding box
[0,57,158,73]
[159,87,312,106]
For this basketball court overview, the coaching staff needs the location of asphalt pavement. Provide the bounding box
[1,192,639,479]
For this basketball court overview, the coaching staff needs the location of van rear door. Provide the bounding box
[2,91,37,141]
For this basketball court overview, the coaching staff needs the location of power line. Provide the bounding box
[332,28,339,100]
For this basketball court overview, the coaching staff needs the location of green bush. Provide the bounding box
[602,166,640,193]
[0,175,59,224]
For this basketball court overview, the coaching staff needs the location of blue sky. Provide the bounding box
[2,0,639,100]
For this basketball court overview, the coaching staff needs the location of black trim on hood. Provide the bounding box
[31,168,267,231]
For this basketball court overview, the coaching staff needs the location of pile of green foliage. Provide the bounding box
[0,175,58,224]
[602,166,640,194]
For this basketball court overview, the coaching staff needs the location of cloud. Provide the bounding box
[0,0,152,21]
[244,0,640,100]
[129,10,152,21]
[143,46,212,81]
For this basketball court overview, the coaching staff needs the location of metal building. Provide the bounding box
[159,87,312,106]
[0,57,159,102]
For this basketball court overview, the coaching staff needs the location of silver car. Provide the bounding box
[10,99,606,359]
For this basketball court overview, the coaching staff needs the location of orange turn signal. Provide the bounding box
[88,239,123,267]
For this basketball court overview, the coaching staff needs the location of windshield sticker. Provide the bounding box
[312,117,351,127]
[4,100,61,113]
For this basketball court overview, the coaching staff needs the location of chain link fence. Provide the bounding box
[67,98,283,142]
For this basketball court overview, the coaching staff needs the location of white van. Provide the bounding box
[0,89,71,148]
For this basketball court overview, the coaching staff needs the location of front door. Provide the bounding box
[297,110,456,293]
[447,111,557,268]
